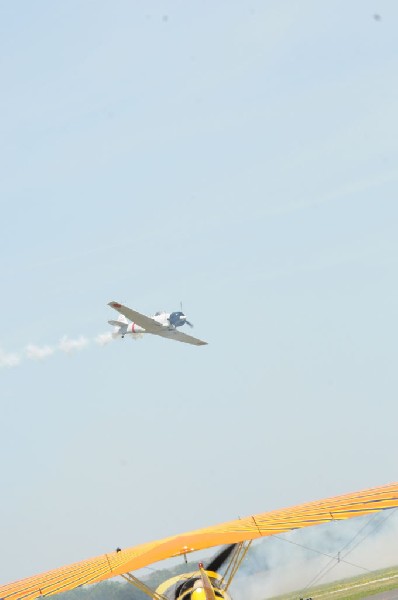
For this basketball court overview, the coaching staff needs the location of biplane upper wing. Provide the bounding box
[108,302,162,333]
[2,482,398,600]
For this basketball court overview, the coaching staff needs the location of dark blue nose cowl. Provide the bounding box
[169,311,186,327]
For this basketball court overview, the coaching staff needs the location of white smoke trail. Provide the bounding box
[25,343,55,360]
[95,332,114,346]
[58,335,89,353]
[0,331,119,369]
[0,347,20,368]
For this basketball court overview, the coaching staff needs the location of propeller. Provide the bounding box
[168,304,194,328]
[180,301,194,328]
[205,544,237,573]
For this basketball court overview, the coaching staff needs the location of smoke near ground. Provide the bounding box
[0,331,119,368]
[231,509,398,599]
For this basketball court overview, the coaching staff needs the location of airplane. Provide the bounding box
[1,482,398,600]
[108,301,208,346]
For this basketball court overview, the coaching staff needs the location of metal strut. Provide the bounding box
[221,540,252,591]
[121,572,168,600]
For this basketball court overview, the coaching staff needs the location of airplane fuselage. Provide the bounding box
[114,311,186,337]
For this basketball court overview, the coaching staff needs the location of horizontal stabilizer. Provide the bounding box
[108,320,127,328]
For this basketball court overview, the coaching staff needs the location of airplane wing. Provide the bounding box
[108,301,162,333]
[155,328,208,346]
[2,482,398,600]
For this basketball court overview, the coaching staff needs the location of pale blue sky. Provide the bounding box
[1,0,398,585]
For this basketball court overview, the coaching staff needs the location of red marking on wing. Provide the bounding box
[112,302,122,308]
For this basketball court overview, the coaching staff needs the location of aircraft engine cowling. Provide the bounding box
[169,311,193,328]
[127,323,144,334]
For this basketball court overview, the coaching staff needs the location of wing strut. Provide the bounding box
[221,540,252,591]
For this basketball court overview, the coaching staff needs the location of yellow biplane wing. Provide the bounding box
[1,482,398,600]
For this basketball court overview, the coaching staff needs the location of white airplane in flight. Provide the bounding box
[108,301,208,346]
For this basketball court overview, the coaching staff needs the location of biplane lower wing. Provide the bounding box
[1,482,398,600]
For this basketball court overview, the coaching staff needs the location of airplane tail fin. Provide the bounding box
[108,315,128,338]
[108,315,144,340]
